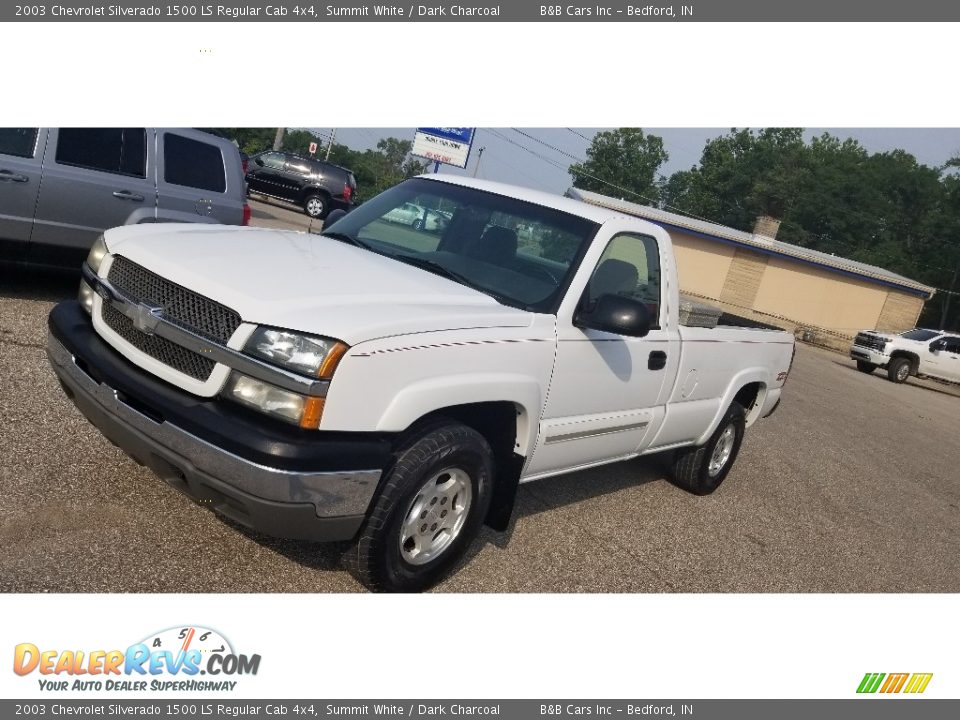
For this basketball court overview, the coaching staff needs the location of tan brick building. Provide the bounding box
[568,189,936,351]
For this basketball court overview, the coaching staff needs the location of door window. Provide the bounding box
[55,128,146,178]
[0,128,39,158]
[584,233,662,329]
[163,133,226,192]
[942,338,960,354]
[258,152,286,170]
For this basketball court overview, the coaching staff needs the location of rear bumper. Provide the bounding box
[47,301,392,542]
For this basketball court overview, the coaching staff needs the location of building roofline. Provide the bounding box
[567,187,936,299]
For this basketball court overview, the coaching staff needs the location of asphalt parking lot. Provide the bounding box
[1,203,958,592]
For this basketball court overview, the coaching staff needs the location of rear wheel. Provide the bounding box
[347,422,493,592]
[303,193,328,219]
[671,403,746,496]
[856,360,877,374]
[887,357,911,383]
[412,218,424,230]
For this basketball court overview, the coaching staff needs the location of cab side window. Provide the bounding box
[584,233,662,329]
[943,338,960,354]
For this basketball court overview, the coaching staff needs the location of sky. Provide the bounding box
[313,127,960,198]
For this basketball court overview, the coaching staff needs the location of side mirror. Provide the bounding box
[253,157,264,167]
[322,208,348,231]
[574,293,652,338]
[930,339,946,352]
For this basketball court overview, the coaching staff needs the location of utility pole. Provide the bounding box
[472,146,485,178]
[272,127,285,151]
[939,256,959,330]
[325,129,336,160]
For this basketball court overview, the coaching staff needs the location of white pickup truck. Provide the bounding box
[47,175,795,591]
[851,328,960,384]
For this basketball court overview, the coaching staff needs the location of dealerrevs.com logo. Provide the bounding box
[13,626,261,692]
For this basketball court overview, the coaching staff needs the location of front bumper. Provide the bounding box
[850,345,889,366]
[47,301,392,542]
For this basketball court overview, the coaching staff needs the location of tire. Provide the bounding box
[303,193,328,219]
[887,357,911,383]
[347,422,494,592]
[856,360,877,374]
[670,403,746,496]
[412,218,424,230]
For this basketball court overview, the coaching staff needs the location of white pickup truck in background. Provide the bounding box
[47,175,795,592]
[851,328,960,383]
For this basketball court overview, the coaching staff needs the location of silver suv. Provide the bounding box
[0,128,249,267]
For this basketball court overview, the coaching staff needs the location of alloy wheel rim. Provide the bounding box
[708,425,736,477]
[400,468,472,566]
[897,364,909,381]
[307,199,323,215]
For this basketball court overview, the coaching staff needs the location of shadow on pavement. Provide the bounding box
[0,263,79,302]
[830,358,960,399]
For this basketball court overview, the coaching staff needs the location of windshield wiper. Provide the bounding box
[322,231,370,250]
[394,255,515,307]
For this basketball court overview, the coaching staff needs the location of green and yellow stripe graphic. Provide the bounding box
[857,672,933,694]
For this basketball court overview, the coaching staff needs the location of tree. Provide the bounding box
[569,128,668,204]
[326,137,427,201]
[206,128,275,155]
[282,129,324,156]
[662,128,809,230]
[661,128,960,330]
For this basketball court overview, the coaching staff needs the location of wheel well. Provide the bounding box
[889,351,919,373]
[733,382,765,426]
[400,402,523,532]
[300,187,331,203]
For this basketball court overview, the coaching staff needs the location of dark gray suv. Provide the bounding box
[246,151,357,219]
[0,128,249,267]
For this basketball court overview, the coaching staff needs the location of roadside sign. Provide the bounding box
[309,141,318,155]
[412,127,475,169]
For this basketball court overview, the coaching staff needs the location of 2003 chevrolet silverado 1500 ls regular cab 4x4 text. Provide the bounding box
[47,176,795,591]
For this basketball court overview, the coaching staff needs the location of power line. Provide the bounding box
[566,128,592,142]
[510,128,583,162]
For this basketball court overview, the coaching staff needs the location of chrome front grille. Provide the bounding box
[100,256,242,383]
[101,302,216,381]
[854,332,887,352]
[107,256,241,344]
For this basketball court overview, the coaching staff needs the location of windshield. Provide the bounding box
[901,329,939,341]
[322,177,600,312]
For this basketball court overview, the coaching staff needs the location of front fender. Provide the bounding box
[375,373,542,457]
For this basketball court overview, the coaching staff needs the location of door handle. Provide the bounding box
[648,350,667,370]
[0,169,29,183]
[113,190,144,202]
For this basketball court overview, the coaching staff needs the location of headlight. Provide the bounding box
[224,373,325,429]
[86,235,108,274]
[244,327,348,378]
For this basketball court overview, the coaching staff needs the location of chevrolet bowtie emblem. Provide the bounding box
[131,302,164,335]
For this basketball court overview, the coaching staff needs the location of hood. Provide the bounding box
[861,330,895,341]
[103,225,533,345]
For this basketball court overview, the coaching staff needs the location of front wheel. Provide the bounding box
[856,360,877,374]
[887,357,911,383]
[347,422,494,592]
[670,402,746,496]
